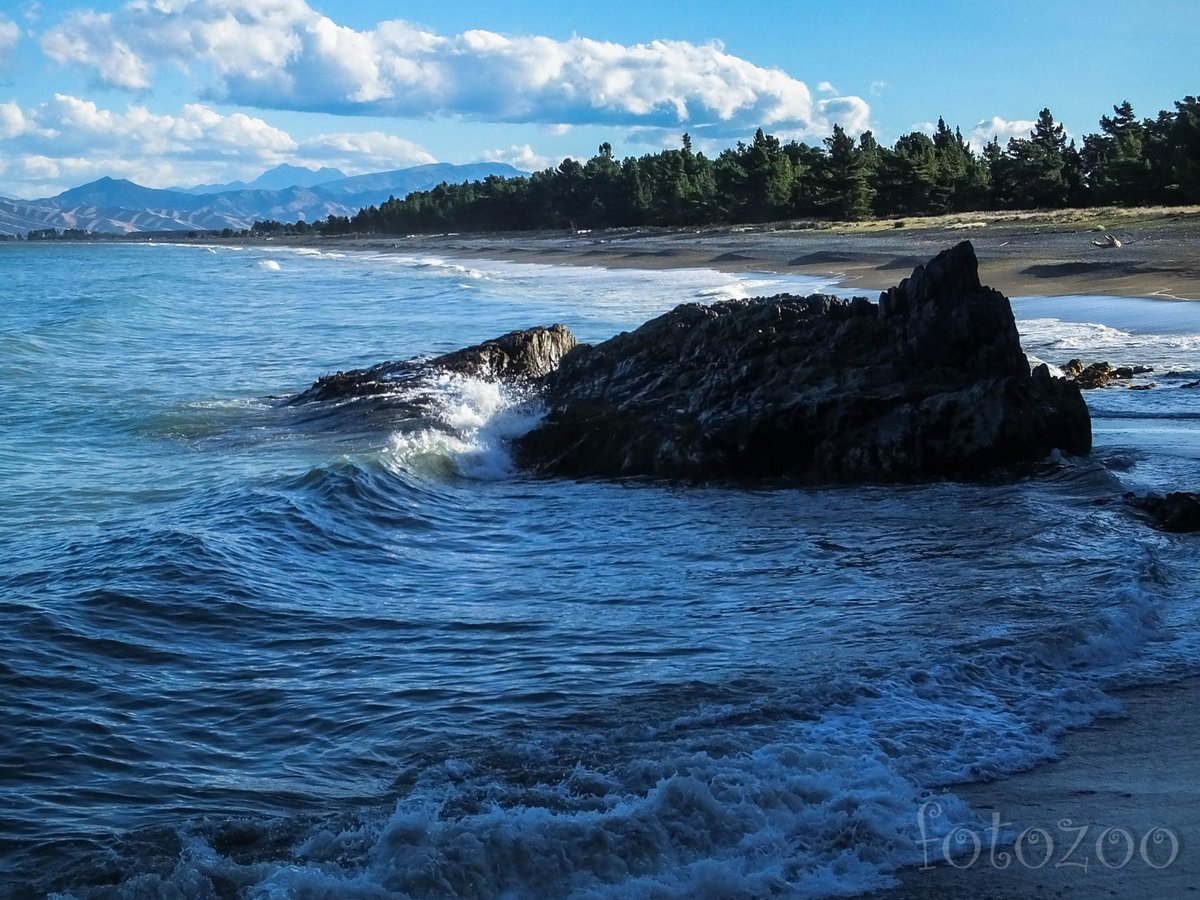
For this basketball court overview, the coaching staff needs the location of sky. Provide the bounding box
[0,0,1196,199]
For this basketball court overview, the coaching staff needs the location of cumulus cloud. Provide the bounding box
[0,102,27,139]
[41,1,867,136]
[299,131,435,170]
[42,10,150,89]
[0,94,435,196]
[21,93,297,158]
[815,96,871,135]
[0,16,21,66]
[967,115,1037,151]
[481,144,553,172]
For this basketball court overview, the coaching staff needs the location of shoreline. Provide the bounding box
[310,220,1200,898]
[864,678,1200,899]
[275,206,1200,301]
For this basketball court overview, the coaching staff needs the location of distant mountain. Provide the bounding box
[0,162,528,236]
[315,163,525,199]
[50,177,190,210]
[183,164,348,195]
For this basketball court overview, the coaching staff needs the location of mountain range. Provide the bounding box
[0,162,526,237]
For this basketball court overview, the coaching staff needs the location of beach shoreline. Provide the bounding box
[300,216,1199,898]
[861,677,1200,899]
[277,206,1200,302]
[241,212,1200,898]
[325,219,1197,898]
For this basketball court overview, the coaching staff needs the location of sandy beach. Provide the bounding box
[318,206,1200,302]
[864,679,1200,899]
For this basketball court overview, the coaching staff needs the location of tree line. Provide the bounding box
[262,93,1200,236]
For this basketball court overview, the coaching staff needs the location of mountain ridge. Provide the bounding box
[180,164,350,195]
[0,162,527,237]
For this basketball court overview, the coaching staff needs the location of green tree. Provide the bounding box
[1006,108,1073,208]
[874,132,937,215]
[822,124,874,220]
[1082,101,1149,204]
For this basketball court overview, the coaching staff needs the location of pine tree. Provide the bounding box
[1006,108,1072,207]
[823,125,874,220]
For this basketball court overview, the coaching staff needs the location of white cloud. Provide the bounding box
[41,2,868,136]
[31,93,297,157]
[869,80,888,96]
[0,102,27,139]
[481,144,553,172]
[815,96,871,135]
[0,16,21,66]
[0,94,435,196]
[817,80,837,94]
[42,10,150,89]
[967,116,1037,151]
[298,131,435,171]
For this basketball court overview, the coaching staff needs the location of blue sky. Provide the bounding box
[0,0,1196,198]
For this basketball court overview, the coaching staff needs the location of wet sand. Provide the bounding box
[866,679,1200,899]
[325,207,1200,301]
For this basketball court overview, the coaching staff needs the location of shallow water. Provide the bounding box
[1,243,1198,898]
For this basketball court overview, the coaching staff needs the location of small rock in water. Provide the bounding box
[1061,359,1154,389]
[1126,492,1200,532]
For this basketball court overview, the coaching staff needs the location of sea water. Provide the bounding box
[1,242,1198,899]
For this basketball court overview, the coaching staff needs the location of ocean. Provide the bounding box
[1,241,1198,899]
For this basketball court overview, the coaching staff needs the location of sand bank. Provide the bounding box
[326,207,1200,301]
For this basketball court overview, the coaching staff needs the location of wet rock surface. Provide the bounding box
[289,324,577,405]
[289,242,1094,483]
[1061,359,1155,390]
[1126,492,1200,532]
[515,241,1092,481]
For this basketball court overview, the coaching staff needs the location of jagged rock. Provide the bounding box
[515,241,1091,481]
[290,324,576,404]
[1126,492,1200,532]
[430,323,578,381]
[1062,359,1154,389]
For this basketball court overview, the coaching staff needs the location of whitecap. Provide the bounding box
[384,373,542,481]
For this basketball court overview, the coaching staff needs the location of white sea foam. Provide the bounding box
[385,373,542,481]
[257,259,281,271]
[107,557,1174,900]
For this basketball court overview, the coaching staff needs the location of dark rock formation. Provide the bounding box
[515,241,1092,481]
[290,324,576,404]
[431,323,578,382]
[1126,492,1200,532]
[1062,359,1154,389]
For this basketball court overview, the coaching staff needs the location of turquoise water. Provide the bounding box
[1,242,1198,898]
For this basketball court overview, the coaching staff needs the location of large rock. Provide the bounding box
[515,241,1092,480]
